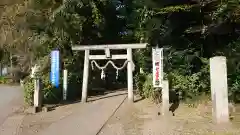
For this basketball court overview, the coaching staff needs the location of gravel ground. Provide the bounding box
[99,97,240,135]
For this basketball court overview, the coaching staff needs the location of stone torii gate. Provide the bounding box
[72,43,147,103]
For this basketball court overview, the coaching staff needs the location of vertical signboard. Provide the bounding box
[152,48,163,88]
[51,50,60,88]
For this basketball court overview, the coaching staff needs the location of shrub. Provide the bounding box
[229,71,240,103]
[142,73,154,98]
[134,56,210,104]
[167,63,210,102]
[135,73,162,103]
[0,76,8,84]
[41,73,62,104]
[23,77,34,106]
[23,73,62,106]
[134,72,147,96]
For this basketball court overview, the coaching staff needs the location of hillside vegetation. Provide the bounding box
[0,0,239,105]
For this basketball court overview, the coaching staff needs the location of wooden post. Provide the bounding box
[63,69,68,100]
[162,80,169,115]
[127,48,134,102]
[0,62,2,76]
[82,50,90,102]
[34,78,42,112]
[210,56,229,124]
[10,53,13,77]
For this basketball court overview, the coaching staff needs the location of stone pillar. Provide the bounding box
[127,48,134,102]
[162,80,169,115]
[34,78,42,112]
[210,56,229,124]
[82,50,90,103]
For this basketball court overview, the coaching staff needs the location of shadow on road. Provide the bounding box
[134,96,145,103]
[88,92,127,102]
[47,89,127,111]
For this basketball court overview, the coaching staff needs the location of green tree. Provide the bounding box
[133,0,240,101]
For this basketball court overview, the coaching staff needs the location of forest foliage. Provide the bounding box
[0,0,239,105]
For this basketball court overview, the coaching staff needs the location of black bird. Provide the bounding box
[169,90,180,116]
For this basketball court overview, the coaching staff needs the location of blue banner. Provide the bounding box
[51,50,60,88]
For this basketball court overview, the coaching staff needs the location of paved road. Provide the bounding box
[36,91,127,135]
[0,85,23,125]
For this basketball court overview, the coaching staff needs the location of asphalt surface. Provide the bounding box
[0,85,23,125]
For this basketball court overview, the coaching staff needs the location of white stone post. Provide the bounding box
[82,50,90,102]
[210,56,229,124]
[0,63,2,76]
[162,80,169,115]
[127,48,134,102]
[34,78,42,110]
[63,69,68,100]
